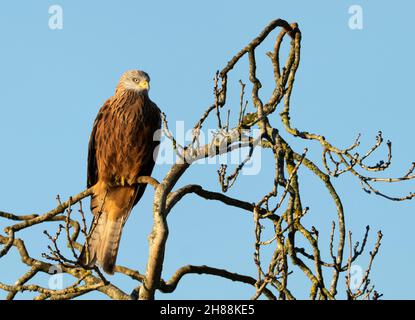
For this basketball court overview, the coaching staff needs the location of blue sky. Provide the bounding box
[0,0,414,299]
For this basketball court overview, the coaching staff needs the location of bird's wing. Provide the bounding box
[132,101,161,206]
[87,100,110,189]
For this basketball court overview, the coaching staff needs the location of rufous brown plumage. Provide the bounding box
[80,70,161,274]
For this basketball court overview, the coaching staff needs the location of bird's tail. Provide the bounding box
[80,183,135,275]
[80,211,125,274]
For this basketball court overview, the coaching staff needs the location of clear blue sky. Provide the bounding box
[0,0,414,299]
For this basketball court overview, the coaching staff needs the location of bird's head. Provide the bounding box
[117,70,150,94]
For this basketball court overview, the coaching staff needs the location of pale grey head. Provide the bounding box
[117,70,151,94]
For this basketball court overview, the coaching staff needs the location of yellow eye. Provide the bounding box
[133,78,139,83]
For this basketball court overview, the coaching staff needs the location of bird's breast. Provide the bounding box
[97,98,156,185]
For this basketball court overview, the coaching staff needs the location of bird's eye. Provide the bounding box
[133,78,139,83]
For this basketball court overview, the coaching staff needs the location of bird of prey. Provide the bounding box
[80,70,161,274]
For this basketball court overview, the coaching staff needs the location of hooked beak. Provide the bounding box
[138,79,149,90]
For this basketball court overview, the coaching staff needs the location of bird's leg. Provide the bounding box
[111,176,130,187]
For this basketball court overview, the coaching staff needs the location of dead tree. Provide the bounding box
[1,19,413,300]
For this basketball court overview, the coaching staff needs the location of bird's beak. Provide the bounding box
[138,79,149,90]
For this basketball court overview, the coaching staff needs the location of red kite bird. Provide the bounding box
[80,70,161,274]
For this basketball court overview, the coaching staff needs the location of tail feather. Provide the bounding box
[80,183,136,274]
[80,212,125,274]
[98,217,124,273]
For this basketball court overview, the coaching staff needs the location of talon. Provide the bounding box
[121,176,125,186]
